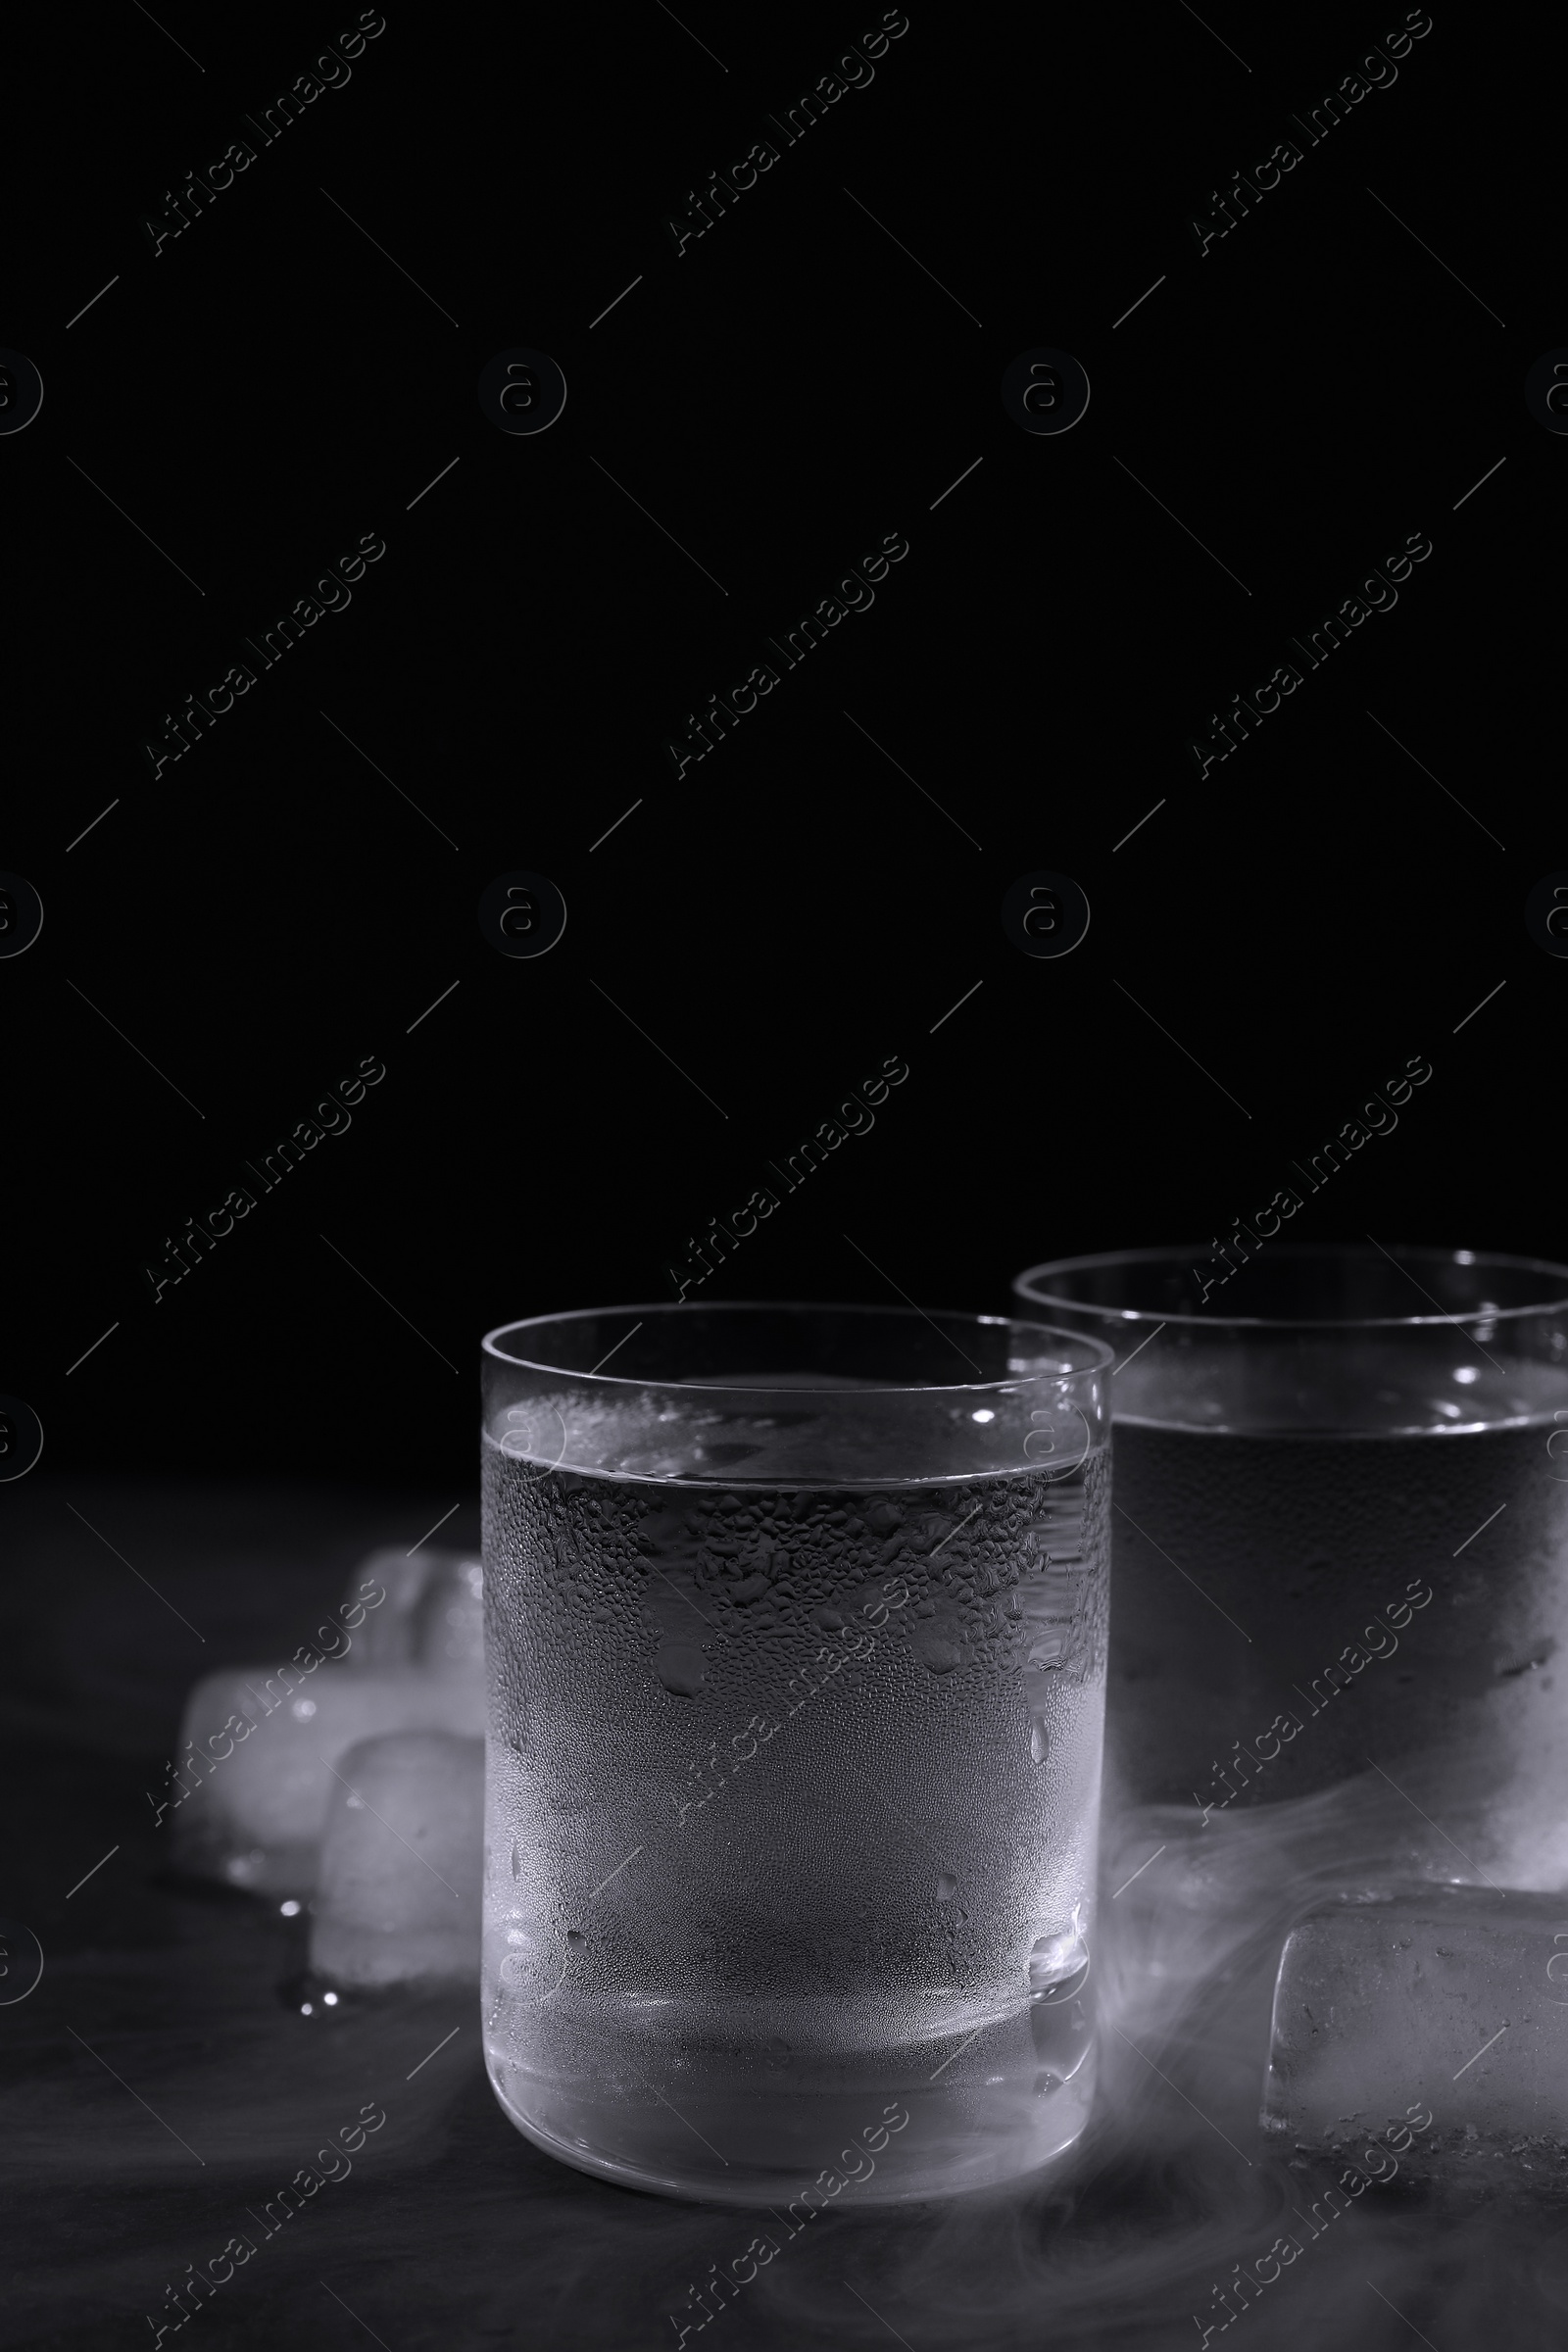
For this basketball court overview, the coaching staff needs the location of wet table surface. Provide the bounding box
[8,1481,1568,2352]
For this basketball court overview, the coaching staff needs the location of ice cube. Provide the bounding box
[343,1546,483,1671]
[309,1732,483,1987]
[169,1665,485,1895]
[1262,1886,1568,2152]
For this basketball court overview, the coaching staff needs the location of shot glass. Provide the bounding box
[480,1301,1112,2205]
[1013,1247,1568,1880]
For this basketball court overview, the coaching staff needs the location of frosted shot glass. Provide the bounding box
[480,1302,1112,2205]
[1013,1246,1568,1879]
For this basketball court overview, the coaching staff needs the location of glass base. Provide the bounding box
[486,2022,1096,2207]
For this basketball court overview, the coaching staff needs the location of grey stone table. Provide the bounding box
[5,1482,1563,2352]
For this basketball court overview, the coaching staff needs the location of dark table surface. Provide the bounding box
[8,1480,1568,2352]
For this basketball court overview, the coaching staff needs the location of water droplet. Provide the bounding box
[936,1873,957,1902]
[566,1929,585,1949]
[1029,1927,1089,1997]
[511,1841,522,1882]
[1030,1714,1051,1765]
[765,2035,789,2054]
[912,1630,963,1675]
[655,1642,707,1695]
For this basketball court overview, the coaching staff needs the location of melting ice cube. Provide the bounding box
[1262,1886,1568,2150]
[310,1731,483,1988]
[345,1547,484,1672]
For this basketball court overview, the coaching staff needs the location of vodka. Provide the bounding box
[481,1401,1108,2204]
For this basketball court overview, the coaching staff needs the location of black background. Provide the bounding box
[5,0,1553,1496]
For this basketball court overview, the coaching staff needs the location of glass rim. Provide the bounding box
[1012,1244,1568,1332]
[482,1298,1114,1394]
